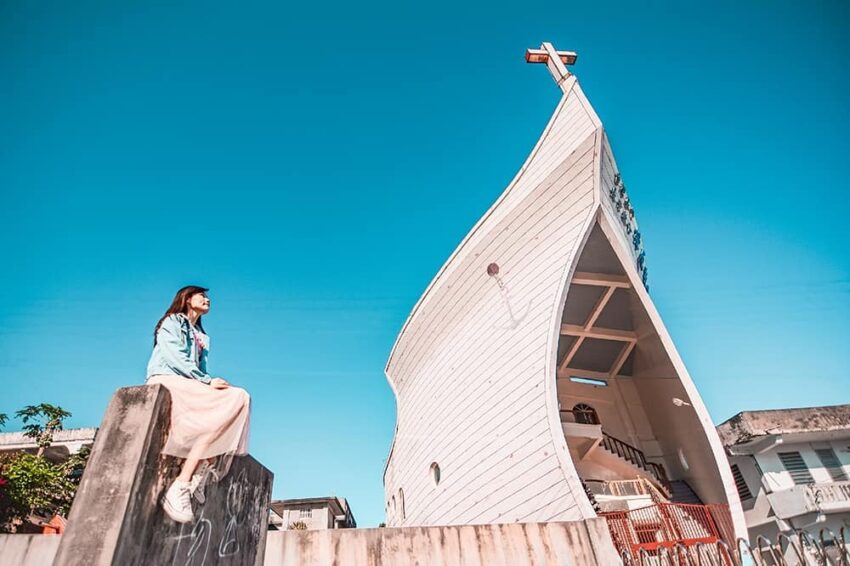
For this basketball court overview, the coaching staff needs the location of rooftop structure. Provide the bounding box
[718,404,850,449]
[381,43,747,556]
[269,497,356,531]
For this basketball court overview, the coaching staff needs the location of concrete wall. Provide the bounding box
[263,518,621,566]
[0,519,620,566]
[0,534,60,566]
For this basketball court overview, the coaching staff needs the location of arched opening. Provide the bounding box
[555,221,728,511]
[572,403,600,425]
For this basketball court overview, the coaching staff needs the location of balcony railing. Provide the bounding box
[767,480,850,519]
[585,478,666,502]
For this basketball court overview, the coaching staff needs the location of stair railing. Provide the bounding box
[600,431,672,496]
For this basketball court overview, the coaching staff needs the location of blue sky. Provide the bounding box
[1,1,848,527]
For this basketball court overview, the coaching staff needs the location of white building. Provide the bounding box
[382,43,747,554]
[0,427,96,462]
[268,497,356,531]
[717,405,850,553]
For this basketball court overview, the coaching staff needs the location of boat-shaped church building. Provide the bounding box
[382,43,747,554]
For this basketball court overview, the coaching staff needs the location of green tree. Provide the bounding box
[0,404,89,532]
[16,404,72,457]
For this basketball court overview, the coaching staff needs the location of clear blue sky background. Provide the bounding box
[1,1,848,527]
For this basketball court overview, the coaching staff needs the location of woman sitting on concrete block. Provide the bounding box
[146,285,251,524]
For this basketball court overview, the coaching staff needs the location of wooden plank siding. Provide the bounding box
[383,81,603,527]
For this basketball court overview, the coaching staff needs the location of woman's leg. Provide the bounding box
[176,435,221,482]
[176,387,249,482]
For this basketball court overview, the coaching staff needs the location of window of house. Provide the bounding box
[299,507,312,518]
[730,464,753,500]
[398,488,405,520]
[430,462,441,486]
[815,448,849,482]
[778,451,815,485]
[572,403,600,425]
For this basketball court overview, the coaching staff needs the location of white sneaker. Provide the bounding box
[189,462,219,504]
[162,479,194,523]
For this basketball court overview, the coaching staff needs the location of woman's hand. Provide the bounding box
[210,377,230,389]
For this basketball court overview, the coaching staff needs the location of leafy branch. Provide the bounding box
[15,404,71,457]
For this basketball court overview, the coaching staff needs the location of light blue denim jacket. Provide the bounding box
[146,314,212,384]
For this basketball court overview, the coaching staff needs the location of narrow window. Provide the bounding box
[815,448,848,482]
[778,452,815,485]
[430,462,441,486]
[572,403,600,425]
[299,507,312,518]
[398,488,405,520]
[730,464,753,500]
[570,376,608,387]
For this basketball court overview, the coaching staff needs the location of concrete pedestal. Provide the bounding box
[53,385,272,566]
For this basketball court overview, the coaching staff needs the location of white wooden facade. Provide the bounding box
[382,44,747,538]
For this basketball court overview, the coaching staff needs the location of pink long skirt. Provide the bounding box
[147,374,250,475]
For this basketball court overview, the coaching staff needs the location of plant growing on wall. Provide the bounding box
[0,404,90,533]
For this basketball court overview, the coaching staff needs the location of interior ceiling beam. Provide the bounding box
[560,324,637,343]
[609,341,636,378]
[584,286,616,330]
[557,336,585,375]
[571,271,631,288]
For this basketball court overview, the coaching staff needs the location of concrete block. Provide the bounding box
[54,385,272,566]
[0,534,61,566]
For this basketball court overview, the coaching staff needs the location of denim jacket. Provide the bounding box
[146,314,211,384]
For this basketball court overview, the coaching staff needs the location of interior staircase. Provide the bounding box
[599,431,672,497]
[668,480,702,504]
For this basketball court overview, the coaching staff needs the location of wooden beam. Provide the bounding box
[560,324,637,343]
[557,336,585,375]
[525,48,578,66]
[584,286,616,330]
[609,341,636,378]
[571,272,630,289]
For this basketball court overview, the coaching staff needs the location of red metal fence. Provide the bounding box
[601,503,733,558]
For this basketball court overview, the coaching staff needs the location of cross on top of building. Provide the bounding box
[525,42,578,92]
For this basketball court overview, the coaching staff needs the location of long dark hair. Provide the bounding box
[154,285,209,344]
